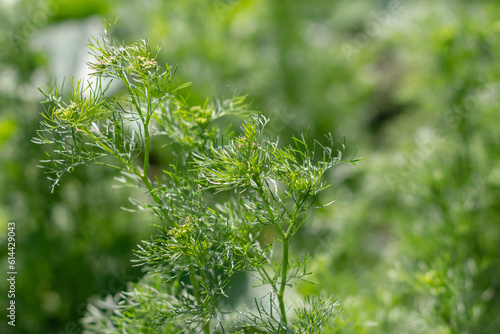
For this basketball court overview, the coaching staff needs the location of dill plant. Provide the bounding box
[35,20,360,333]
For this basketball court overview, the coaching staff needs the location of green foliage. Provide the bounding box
[36,21,354,333]
[6,0,500,333]
[293,295,342,334]
[0,4,151,334]
[301,2,500,333]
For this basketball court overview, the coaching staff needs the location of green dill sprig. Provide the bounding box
[37,19,356,333]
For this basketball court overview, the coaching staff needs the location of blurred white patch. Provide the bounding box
[33,16,102,80]
[0,0,18,6]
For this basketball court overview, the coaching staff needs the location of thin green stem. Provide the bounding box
[189,264,210,334]
[256,184,289,326]
[143,78,153,180]
[257,264,278,293]
[256,186,285,238]
[93,161,128,172]
[278,235,289,327]
[119,72,143,118]
[80,125,175,226]
[79,127,141,175]
[189,270,202,304]
[143,128,150,178]
[119,73,175,226]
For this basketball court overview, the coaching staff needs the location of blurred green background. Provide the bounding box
[1,0,500,333]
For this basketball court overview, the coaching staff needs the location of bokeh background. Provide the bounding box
[1,0,500,333]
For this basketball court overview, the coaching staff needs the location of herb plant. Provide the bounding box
[36,20,360,333]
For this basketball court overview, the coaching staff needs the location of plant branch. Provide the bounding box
[278,235,290,327]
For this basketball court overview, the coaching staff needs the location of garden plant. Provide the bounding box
[36,20,360,333]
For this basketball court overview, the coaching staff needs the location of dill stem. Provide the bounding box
[256,185,289,326]
[278,235,290,327]
[189,266,210,334]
